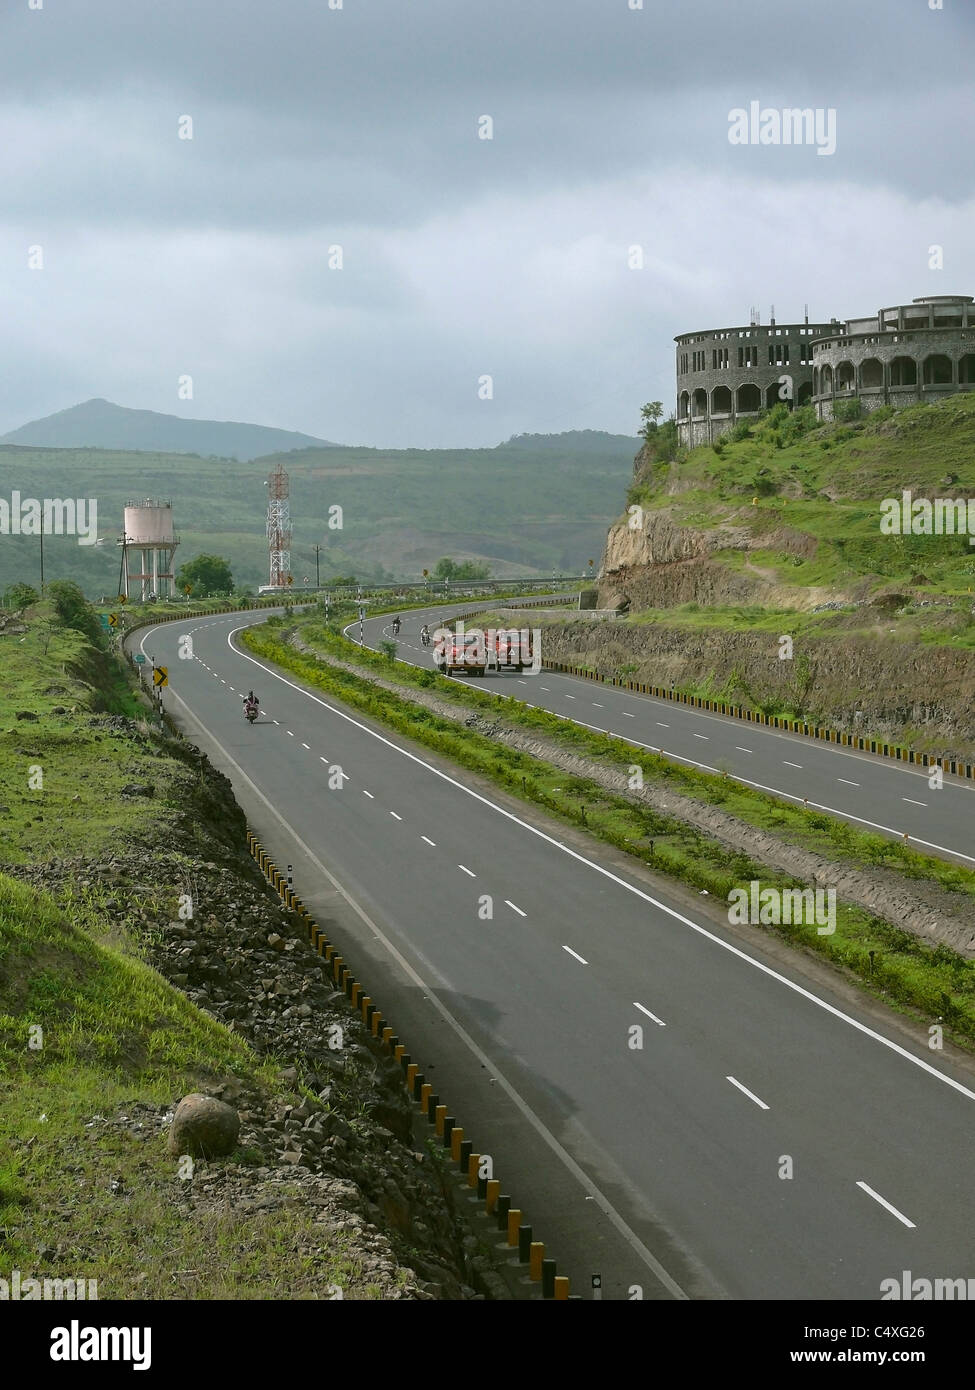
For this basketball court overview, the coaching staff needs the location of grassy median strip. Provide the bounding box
[244,618,975,1048]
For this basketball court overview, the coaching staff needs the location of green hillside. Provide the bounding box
[0,431,638,597]
[624,397,975,607]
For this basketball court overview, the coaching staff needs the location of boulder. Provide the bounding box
[167,1094,240,1158]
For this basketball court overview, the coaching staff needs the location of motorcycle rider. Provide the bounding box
[391,616,401,635]
[419,624,430,645]
[243,690,259,718]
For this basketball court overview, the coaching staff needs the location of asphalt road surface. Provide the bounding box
[133,608,975,1301]
[357,603,975,867]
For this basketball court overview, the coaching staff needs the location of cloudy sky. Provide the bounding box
[2,0,972,447]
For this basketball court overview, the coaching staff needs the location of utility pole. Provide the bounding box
[39,507,44,593]
[315,544,321,589]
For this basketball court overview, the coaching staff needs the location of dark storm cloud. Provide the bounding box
[0,0,972,445]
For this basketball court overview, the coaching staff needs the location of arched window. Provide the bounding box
[736,383,761,412]
[821,363,833,393]
[797,380,813,406]
[678,390,690,419]
[959,354,975,386]
[859,358,884,390]
[692,388,708,416]
[711,385,732,414]
[923,354,953,385]
[836,360,855,392]
[889,356,917,386]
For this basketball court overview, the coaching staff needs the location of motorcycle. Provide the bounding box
[392,620,401,636]
[243,702,259,723]
[420,631,431,647]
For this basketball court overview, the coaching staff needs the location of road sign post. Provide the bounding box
[592,1273,602,1301]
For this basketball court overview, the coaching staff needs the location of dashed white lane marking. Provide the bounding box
[726,1076,770,1111]
[633,1001,666,1028]
[362,790,374,799]
[221,618,975,1108]
[692,733,709,740]
[301,742,310,749]
[505,899,527,917]
[593,702,604,708]
[903,797,927,807]
[220,678,226,684]
[287,730,294,737]
[735,746,751,753]
[562,944,589,965]
[838,778,860,787]
[540,686,550,691]
[517,679,527,684]
[389,811,402,820]
[421,835,436,846]
[564,694,576,700]
[856,1181,916,1229]
[783,760,802,769]
[657,722,670,728]
[320,755,329,763]
[622,712,635,718]
[458,864,476,877]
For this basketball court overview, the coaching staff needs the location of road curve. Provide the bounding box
[355,604,975,866]
[131,608,975,1301]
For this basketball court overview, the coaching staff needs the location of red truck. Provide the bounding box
[492,628,534,673]
[433,630,487,676]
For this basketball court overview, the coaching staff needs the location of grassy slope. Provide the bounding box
[0,430,638,595]
[0,606,374,1297]
[625,397,975,632]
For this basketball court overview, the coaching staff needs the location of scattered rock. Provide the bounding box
[167,1094,240,1158]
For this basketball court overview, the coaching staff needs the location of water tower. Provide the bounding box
[120,499,180,600]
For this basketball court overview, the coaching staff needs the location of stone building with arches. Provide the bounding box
[674,294,975,447]
[675,312,837,448]
[811,295,975,422]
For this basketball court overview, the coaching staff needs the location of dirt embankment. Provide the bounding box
[536,619,975,756]
[7,713,500,1300]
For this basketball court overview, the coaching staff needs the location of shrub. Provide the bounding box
[3,582,38,609]
[47,580,101,642]
[833,397,862,424]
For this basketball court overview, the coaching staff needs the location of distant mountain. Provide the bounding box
[501,429,640,453]
[0,398,336,461]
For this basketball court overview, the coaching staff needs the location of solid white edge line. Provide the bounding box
[856,1181,916,1229]
[219,619,975,1105]
[134,618,688,1299]
[726,1076,770,1111]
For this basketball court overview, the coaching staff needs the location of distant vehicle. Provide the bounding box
[492,629,534,673]
[434,630,486,677]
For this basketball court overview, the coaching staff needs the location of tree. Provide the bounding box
[3,582,38,609]
[433,557,490,582]
[176,554,234,597]
[640,401,664,439]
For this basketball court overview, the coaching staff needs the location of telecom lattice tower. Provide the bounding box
[266,463,292,589]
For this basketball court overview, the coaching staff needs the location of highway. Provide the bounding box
[355,605,975,867]
[134,607,975,1301]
